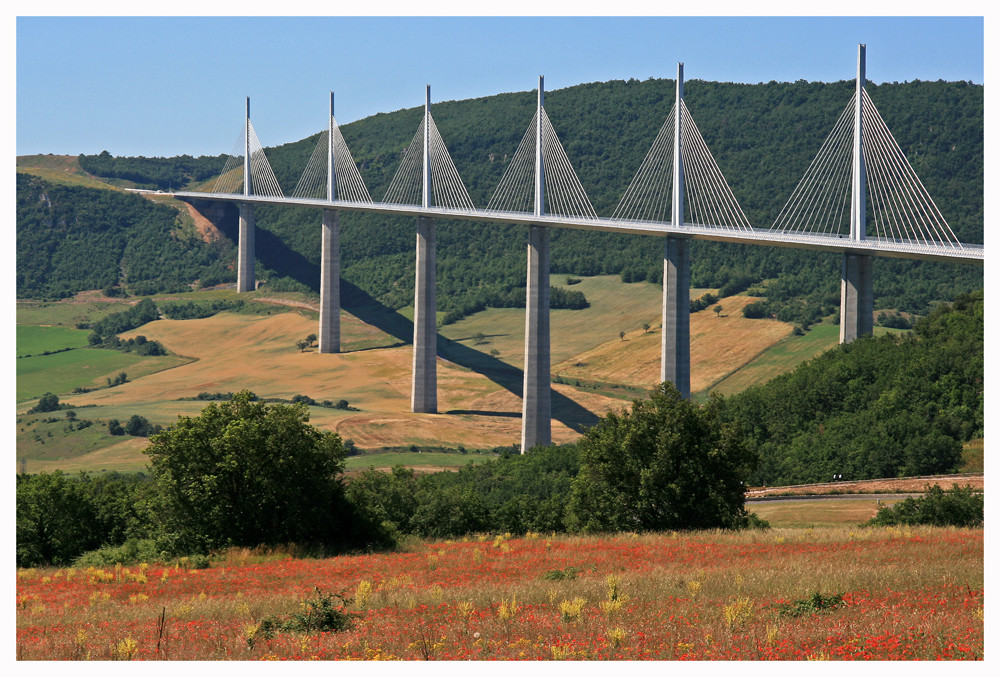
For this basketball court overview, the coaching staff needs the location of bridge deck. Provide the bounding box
[172,191,983,265]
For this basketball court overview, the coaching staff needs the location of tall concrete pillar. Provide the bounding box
[660,64,690,398]
[237,203,255,292]
[661,236,691,398]
[319,208,340,353]
[522,224,551,451]
[411,216,437,413]
[840,44,873,344]
[840,253,873,343]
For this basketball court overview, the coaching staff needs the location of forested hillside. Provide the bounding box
[16,173,235,298]
[25,78,982,323]
[720,291,983,485]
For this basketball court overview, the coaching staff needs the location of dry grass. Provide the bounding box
[554,295,793,392]
[58,311,625,455]
[15,528,983,660]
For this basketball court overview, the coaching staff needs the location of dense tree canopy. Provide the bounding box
[721,292,983,485]
[144,390,354,551]
[566,383,756,532]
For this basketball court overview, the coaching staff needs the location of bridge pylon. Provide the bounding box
[319,92,341,353]
[411,85,438,413]
[840,44,873,343]
[237,97,256,293]
[522,75,552,452]
[661,63,691,398]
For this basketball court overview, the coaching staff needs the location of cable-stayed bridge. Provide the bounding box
[171,45,983,451]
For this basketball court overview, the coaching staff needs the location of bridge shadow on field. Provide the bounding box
[216,217,599,434]
[341,279,600,434]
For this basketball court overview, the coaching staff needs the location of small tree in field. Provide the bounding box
[714,305,723,317]
[144,390,360,551]
[642,322,650,333]
[306,333,318,346]
[567,382,756,532]
[619,331,626,341]
[296,339,310,352]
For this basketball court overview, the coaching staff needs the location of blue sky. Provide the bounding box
[15,14,984,158]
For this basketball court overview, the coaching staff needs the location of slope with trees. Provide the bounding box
[719,292,983,485]
[46,78,981,326]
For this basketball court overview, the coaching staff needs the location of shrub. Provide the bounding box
[863,484,983,528]
[29,392,60,414]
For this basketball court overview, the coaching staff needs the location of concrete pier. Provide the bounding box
[237,203,255,292]
[661,236,691,398]
[841,46,873,344]
[411,215,437,413]
[319,208,340,353]
[840,253,873,343]
[521,224,551,451]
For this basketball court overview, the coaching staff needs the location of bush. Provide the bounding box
[74,538,164,567]
[863,484,983,528]
[567,383,756,532]
[144,390,371,552]
[29,392,60,414]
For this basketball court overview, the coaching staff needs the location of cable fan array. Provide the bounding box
[196,86,964,253]
[612,102,753,232]
[205,121,283,198]
[382,112,475,210]
[486,108,597,219]
[772,89,961,247]
[291,119,372,202]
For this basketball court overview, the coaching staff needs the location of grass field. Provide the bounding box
[15,527,983,660]
[707,321,911,397]
[439,275,674,370]
[345,451,497,471]
[16,349,193,403]
[16,279,908,473]
[16,299,134,328]
[961,439,984,474]
[16,155,116,190]
[16,325,92,357]
[747,497,904,528]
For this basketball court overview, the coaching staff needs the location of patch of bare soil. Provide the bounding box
[747,474,983,498]
[183,202,224,244]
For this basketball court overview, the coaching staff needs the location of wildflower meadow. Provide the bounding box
[16,527,983,661]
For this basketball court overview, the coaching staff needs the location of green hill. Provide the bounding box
[19,78,982,325]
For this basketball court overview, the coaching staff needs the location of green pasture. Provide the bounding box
[16,301,131,328]
[439,275,704,371]
[16,325,92,357]
[16,349,192,402]
[346,452,497,471]
[705,322,910,397]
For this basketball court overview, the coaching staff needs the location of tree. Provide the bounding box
[713,305,723,317]
[619,331,626,341]
[17,472,99,567]
[566,383,756,532]
[29,392,60,414]
[107,419,125,436]
[642,322,650,333]
[125,414,156,437]
[144,390,355,551]
[296,339,309,352]
[305,333,317,346]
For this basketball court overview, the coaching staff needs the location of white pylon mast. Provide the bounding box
[535,75,545,217]
[672,64,684,228]
[327,92,336,202]
[423,85,431,209]
[244,97,251,197]
[851,44,867,241]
